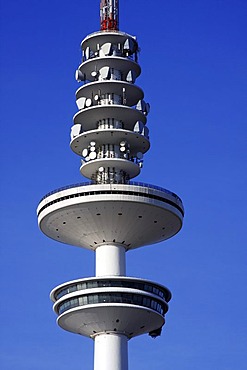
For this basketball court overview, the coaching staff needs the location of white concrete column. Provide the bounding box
[95,244,126,276]
[94,334,128,370]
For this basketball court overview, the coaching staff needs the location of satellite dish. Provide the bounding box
[134,121,144,133]
[120,146,126,152]
[70,124,82,140]
[85,98,92,107]
[120,141,126,146]
[99,66,110,80]
[94,94,99,101]
[101,42,112,56]
[90,141,96,146]
[90,146,96,152]
[123,38,134,53]
[75,70,85,82]
[136,152,143,159]
[136,100,145,111]
[98,166,104,172]
[82,148,88,157]
[85,46,90,60]
[91,71,98,77]
[126,70,136,83]
[76,97,86,109]
[89,151,97,160]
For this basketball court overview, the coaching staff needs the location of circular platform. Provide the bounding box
[73,105,146,132]
[70,128,150,156]
[81,31,138,53]
[76,80,143,107]
[37,183,184,250]
[78,56,141,82]
[80,158,140,179]
[50,276,170,339]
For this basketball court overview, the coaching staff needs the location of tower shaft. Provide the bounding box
[95,243,126,276]
[94,334,128,370]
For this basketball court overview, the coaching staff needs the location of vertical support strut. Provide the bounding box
[100,0,119,31]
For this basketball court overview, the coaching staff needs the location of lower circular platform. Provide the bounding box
[56,304,165,339]
[37,183,184,250]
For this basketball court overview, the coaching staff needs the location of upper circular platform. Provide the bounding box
[81,31,138,52]
[37,183,184,250]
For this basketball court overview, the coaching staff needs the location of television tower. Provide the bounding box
[37,1,184,369]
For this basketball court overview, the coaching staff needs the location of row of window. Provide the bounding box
[55,279,170,301]
[57,292,167,316]
[38,189,184,217]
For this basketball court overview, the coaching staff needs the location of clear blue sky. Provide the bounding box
[0,0,246,369]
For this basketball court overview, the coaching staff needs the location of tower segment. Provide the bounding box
[37,1,184,369]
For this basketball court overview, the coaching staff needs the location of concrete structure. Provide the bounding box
[37,1,184,369]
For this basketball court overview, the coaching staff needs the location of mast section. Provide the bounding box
[100,0,119,31]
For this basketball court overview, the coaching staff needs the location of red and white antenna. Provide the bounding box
[100,0,119,31]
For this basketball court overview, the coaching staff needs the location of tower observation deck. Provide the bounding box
[37,1,184,369]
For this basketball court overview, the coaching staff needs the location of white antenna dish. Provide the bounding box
[123,38,134,53]
[76,97,86,110]
[85,98,92,107]
[91,71,98,78]
[126,70,136,83]
[98,166,104,172]
[70,124,81,140]
[101,42,112,56]
[85,46,90,60]
[134,121,144,133]
[89,151,97,160]
[90,141,96,146]
[82,148,88,157]
[136,100,145,111]
[99,66,110,80]
[75,70,85,82]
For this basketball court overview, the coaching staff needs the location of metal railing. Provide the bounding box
[39,181,182,203]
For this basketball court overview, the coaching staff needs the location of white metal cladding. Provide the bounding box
[37,184,183,250]
[56,304,165,338]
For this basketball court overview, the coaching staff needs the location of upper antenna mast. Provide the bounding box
[100,0,119,31]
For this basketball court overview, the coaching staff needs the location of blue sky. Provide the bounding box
[0,0,246,369]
